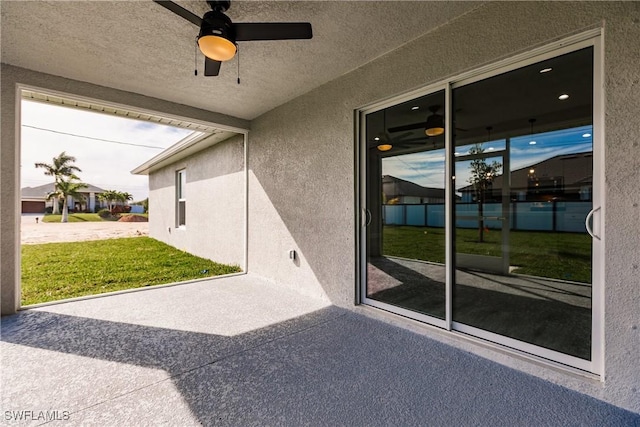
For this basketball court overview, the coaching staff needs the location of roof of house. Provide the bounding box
[21,182,106,200]
[383,175,446,199]
[458,151,593,192]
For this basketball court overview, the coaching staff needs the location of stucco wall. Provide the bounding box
[149,134,245,268]
[247,2,640,412]
[0,64,249,315]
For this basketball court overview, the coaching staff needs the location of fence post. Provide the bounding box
[424,203,428,227]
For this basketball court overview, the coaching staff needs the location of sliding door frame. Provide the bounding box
[357,29,604,375]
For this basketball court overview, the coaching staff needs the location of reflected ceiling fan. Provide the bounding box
[388,105,466,136]
[153,0,313,76]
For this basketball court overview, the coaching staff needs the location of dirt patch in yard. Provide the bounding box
[118,215,148,222]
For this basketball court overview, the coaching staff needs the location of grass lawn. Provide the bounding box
[42,213,148,223]
[383,226,591,283]
[42,213,107,222]
[21,237,241,305]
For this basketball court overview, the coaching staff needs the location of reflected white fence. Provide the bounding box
[384,201,591,233]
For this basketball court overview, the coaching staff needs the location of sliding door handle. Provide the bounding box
[362,208,372,227]
[585,206,601,240]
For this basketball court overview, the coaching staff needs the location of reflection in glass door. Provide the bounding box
[451,47,594,361]
[365,90,447,321]
[361,42,599,369]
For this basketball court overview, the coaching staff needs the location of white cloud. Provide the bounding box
[20,100,193,201]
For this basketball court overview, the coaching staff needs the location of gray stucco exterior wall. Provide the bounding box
[246,2,640,412]
[148,134,246,269]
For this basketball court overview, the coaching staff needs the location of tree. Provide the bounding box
[468,143,502,243]
[98,190,132,212]
[120,192,133,204]
[35,152,82,215]
[98,190,119,212]
[49,179,88,223]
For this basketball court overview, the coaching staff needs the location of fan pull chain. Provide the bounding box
[237,47,241,84]
[194,38,198,76]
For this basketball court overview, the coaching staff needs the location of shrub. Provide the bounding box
[97,209,111,219]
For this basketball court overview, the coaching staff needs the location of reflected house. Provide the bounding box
[383,175,445,204]
[458,151,593,203]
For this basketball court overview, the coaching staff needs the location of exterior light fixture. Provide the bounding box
[198,11,237,61]
[540,67,553,73]
[529,169,535,174]
[558,94,569,100]
[425,106,444,137]
[411,106,420,111]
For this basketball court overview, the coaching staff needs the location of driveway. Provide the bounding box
[21,214,148,244]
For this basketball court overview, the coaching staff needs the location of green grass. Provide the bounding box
[21,237,241,305]
[42,213,148,222]
[42,213,106,222]
[382,226,591,283]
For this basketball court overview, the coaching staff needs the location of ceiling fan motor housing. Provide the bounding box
[200,10,236,44]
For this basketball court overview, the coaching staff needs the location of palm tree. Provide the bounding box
[120,192,133,204]
[35,152,82,215]
[55,179,88,223]
[98,190,120,212]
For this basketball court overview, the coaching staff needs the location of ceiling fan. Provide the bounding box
[388,105,446,136]
[153,0,313,76]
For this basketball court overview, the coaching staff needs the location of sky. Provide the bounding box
[382,124,593,193]
[20,100,195,201]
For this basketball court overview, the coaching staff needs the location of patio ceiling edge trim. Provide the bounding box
[131,130,242,175]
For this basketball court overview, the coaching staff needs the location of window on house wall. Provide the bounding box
[176,169,186,227]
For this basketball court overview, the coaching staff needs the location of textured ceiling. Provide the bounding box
[1,1,479,120]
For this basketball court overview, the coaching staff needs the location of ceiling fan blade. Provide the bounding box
[204,58,222,76]
[388,122,425,133]
[153,1,202,27]
[390,131,414,141]
[234,22,313,41]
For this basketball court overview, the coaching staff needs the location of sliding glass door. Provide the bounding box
[364,90,447,323]
[360,40,601,371]
[451,46,594,362]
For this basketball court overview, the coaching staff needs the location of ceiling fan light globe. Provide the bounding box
[424,112,444,137]
[377,144,393,152]
[198,35,237,61]
[425,127,444,137]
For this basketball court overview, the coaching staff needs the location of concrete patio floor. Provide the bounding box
[2,274,639,426]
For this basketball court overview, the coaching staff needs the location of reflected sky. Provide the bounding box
[382,125,593,192]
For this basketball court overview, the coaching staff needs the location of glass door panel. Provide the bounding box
[365,90,446,319]
[451,47,594,360]
[360,44,598,367]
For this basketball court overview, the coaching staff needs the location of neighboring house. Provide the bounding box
[382,175,445,204]
[3,2,640,416]
[20,182,107,213]
[458,152,592,203]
